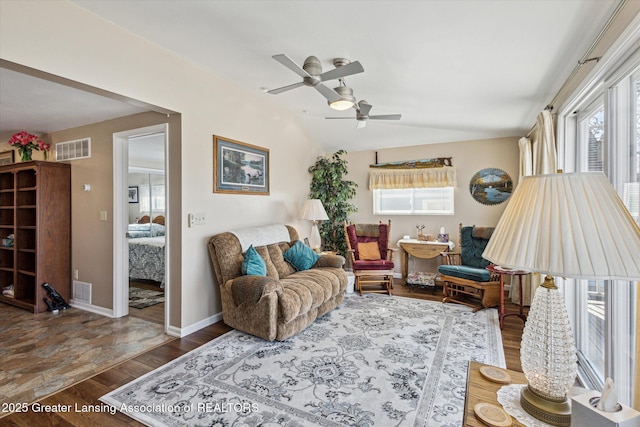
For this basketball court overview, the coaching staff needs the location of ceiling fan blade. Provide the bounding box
[272,54,310,78]
[369,114,402,120]
[357,120,367,129]
[325,117,354,120]
[315,83,341,103]
[319,61,364,82]
[267,81,305,94]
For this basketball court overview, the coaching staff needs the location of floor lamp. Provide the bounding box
[483,172,640,426]
[300,199,329,252]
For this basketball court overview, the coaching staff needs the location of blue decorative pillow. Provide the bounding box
[242,245,267,276]
[283,240,321,271]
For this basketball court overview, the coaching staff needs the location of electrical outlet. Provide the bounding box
[188,213,206,227]
[74,269,79,280]
[100,210,108,221]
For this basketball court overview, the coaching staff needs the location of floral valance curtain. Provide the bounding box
[369,166,456,190]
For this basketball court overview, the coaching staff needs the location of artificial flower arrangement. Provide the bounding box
[8,131,51,162]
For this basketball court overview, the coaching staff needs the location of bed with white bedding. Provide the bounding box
[127,223,165,239]
[129,236,165,288]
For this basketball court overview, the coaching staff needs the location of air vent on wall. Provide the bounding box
[73,280,92,304]
[56,137,91,161]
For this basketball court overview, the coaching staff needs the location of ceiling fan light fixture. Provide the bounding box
[329,85,355,111]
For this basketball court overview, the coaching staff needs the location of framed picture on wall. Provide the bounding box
[0,151,15,165]
[213,135,270,195]
[128,186,139,203]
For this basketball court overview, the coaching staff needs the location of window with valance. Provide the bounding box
[370,167,456,215]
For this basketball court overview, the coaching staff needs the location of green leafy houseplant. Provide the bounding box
[308,150,357,255]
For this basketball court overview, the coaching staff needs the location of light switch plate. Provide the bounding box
[188,213,206,227]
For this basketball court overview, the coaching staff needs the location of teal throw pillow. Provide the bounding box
[283,240,321,271]
[242,245,267,276]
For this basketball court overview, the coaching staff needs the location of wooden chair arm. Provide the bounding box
[441,251,461,265]
[345,248,356,263]
[386,247,397,261]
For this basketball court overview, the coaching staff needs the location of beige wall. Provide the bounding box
[345,136,519,273]
[47,112,177,311]
[0,1,323,331]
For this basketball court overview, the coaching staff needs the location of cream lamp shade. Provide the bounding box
[483,172,640,279]
[482,172,640,426]
[300,199,329,251]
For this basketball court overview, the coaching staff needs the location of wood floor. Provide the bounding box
[2,282,527,426]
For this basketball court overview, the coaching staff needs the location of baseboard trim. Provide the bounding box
[70,299,114,317]
[167,312,224,338]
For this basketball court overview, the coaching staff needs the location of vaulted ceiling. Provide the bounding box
[0,0,622,152]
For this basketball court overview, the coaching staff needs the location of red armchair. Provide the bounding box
[344,220,395,295]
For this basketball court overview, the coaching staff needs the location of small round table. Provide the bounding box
[486,265,529,329]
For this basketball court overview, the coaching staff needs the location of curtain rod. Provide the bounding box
[524,0,627,139]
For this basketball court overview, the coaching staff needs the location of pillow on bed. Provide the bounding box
[283,240,320,271]
[242,245,267,276]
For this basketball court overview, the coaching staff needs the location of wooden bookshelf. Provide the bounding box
[0,161,71,313]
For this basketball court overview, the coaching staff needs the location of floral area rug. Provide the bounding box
[101,294,504,426]
[129,286,164,309]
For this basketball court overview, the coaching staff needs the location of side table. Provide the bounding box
[397,239,451,280]
[463,361,527,427]
[486,265,528,329]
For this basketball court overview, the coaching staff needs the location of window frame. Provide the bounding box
[372,187,455,216]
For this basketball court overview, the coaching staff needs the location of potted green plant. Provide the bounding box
[308,150,357,255]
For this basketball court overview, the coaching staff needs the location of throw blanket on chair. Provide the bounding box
[230,224,291,251]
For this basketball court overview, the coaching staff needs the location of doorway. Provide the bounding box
[113,124,169,330]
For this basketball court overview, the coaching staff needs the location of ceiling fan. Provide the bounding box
[267,55,364,104]
[326,100,402,128]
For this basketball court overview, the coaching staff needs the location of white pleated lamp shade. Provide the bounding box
[483,172,640,281]
[300,199,329,221]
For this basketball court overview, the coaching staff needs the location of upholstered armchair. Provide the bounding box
[344,220,395,295]
[438,224,500,312]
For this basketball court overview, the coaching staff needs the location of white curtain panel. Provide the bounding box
[509,110,558,304]
[532,109,558,175]
[518,137,533,179]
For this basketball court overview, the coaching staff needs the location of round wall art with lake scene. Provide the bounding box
[469,168,513,205]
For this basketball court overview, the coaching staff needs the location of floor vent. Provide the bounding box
[73,280,92,304]
[56,137,91,161]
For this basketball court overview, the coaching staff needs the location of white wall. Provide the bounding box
[0,1,322,330]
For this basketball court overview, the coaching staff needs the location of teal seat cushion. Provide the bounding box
[438,264,491,282]
[242,245,267,276]
[283,240,321,271]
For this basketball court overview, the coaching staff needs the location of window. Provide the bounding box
[373,187,454,215]
[577,99,605,173]
[558,44,639,406]
[139,183,166,214]
[575,98,607,388]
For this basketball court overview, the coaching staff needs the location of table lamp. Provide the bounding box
[300,199,329,251]
[482,172,640,426]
